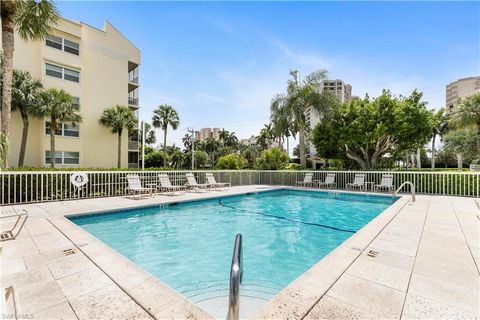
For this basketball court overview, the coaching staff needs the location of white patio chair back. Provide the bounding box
[158,174,173,188]
[186,173,199,186]
[206,173,218,184]
[127,175,143,190]
[380,174,394,187]
[353,174,366,185]
[304,173,313,183]
[325,173,335,184]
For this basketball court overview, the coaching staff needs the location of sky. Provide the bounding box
[56,1,480,149]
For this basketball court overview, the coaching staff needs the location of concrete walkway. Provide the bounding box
[1,187,479,319]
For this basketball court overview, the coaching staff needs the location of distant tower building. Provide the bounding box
[446,76,480,112]
[305,79,353,166]
[196,128,221,142]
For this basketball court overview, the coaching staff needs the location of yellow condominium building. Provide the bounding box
[3,17,141,168]
[446,76,480,112]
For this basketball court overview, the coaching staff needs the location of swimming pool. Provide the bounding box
[70,189,396,317]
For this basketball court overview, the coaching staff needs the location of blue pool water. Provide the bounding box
[70,189,395,313]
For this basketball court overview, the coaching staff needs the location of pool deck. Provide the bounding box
[1,185,479,319]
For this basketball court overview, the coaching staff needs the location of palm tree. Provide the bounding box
[12,70,43,167]
[450,93,480,158]
[99,105,136,168]
[152,104,180,167]
[1,0,59,147]
[31,89,82,168]
[271,70,338,167]
[139,122,156,149]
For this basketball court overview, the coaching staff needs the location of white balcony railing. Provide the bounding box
[0,170,478,205]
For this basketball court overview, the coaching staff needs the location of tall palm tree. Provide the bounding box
[31,89,82,168]
[12,70,43,166]
[0,132,8,168]
[450,92,480,158]
[271,70,338,167]
[152,104,180,167]
[430,108,448,168]
[99,105,136,168]
[1,0,59,148]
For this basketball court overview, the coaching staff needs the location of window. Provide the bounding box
[72,97,80,110]
[46,35,62,50]
[45,151,79,165]
[45,63,62,79]
[63,39,79,55]
[45,122,79,137]
[45,34,79,55]
[63,68,80,83]
[45,63,80,83]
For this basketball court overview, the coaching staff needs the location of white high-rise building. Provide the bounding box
[446,76,480,112]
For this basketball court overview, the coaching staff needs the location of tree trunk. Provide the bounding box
[456,154,463,169]
[1,0,16,167]
[18,109,29,167]
[431,134,436,169]
[299,127,306,167]
[410,153,415,168]
[50,121,56,168]
[117,130,122,168]
[286,136,290,156]
[416,149,421,169]
[163,127,167,167]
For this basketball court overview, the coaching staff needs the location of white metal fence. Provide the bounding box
[1,170,479,205]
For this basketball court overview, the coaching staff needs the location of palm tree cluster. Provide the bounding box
[1,0,60,166]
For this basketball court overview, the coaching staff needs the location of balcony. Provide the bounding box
[128,97,138,106]
[128,140,139,151]
[128,61,139,92]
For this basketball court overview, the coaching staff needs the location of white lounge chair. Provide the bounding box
[296,173,316,188]
[316,173,336,189]
[1,209,28,241]
[206,173,231,191]
[126,174,155,198]
[185,173,211,192]
[374,174,395,193]
[158,174,186,196]
[346,174,366,190]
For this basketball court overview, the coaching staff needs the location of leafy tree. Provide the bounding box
[450,92,480,157]
[271,69,339,167]
[99,105,136,168]
[443,128,477,168]
[183,150,209,169]
[31,89,82,168]
[11,70,43,166]
[152,104,180,166]
[241,145,259,168]
[311,90,433,169]
[255,147,289,170]
[144,150,170,168]
[216,153,247,169]
[1,0,60,152]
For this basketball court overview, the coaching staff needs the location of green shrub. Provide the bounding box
[216,153,247,170]
[285,163,301,170]
[255,147,289,170]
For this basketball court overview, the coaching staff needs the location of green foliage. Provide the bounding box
[216,153,247,170]
[255,147,289,170]
[311,90,434,169]
[285,163,301,170]
[152,104,180,131]
[450,92,480,156]
[443,128,477,163]
[14,0,60,41]
[327,159,343,170]
[145,151,170,168]
[144,146,156,155]
[0,133,9,168]
[99,105,136,134]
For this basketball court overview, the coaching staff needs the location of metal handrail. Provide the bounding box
[394,181,416,202]
[227,234,243,320]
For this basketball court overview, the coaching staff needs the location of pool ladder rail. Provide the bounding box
[393,181,416,203]
[227,234,243,320]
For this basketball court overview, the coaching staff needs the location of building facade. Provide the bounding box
[195,128,221,142]
[446,76,480,112]
[3,17,140,168]
[306,79,352,163]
